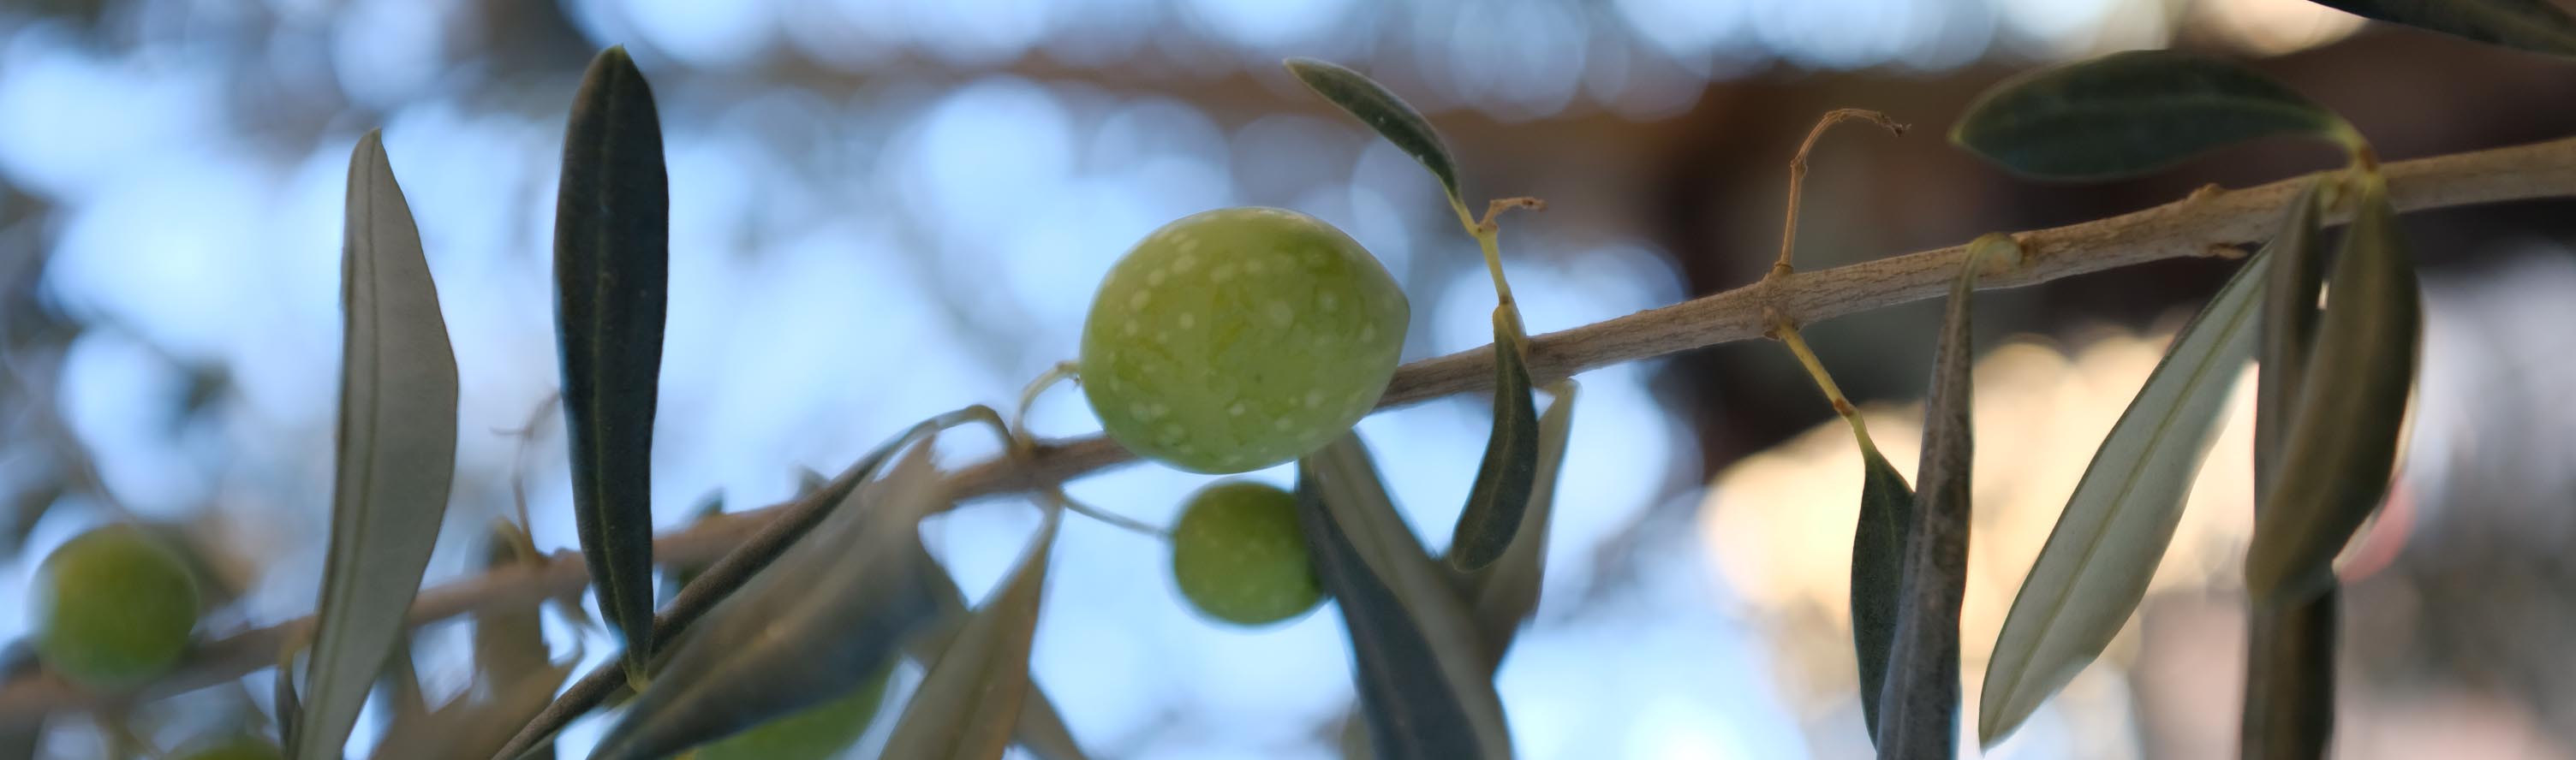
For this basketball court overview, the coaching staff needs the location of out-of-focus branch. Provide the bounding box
[3,134,2573,721]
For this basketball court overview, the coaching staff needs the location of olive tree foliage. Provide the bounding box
[4,1,2575,757]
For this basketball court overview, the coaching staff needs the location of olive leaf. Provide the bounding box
[695,667,892,760]
[552,45,670,677]
[1851,442,1914,745]
[2245,177,2421,607]
[1951,50,2352,181]
[879,508,1062,760]
[1448,308,1541,576]
[2243,179,2339,760]
[296,130,461,760]
[2306,0,2576,56]
[1875,235,1999,757]
[491,410,1001,760]
[1298,434,1512,760]
[1977,196,2299,745]
[912,569,1091,760]
[587,440,952,760]
[1284,57,1465,207]
[474,523,554,687]
[375,662,574,760]
[1462,380,1576,665]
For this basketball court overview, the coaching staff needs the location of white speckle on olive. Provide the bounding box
[1178,313,1196,330]
[1129,290,1149,310]
[1148,270,1168,287]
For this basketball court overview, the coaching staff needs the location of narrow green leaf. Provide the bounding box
[298,130,462,760]
[1950,50,2351,181]
[1462,381,1576,666]
[1977,228,2282,747]
[2308,0,2576,56]
[1298,435,1512,760]
[2245,177,2421,607]
[880,509,1061,760]
[1852,442,1914,745]
[696,667,893,760]
[1449,308,1541,575]
[491,411,1001,760]
[1875,235,2000,757]
[376,663,574,760]
[552,45,670,676]
[587,442,951,760]
[1284,58,1464,205]
[911,571,1092,760]
[2243,179,2337,760]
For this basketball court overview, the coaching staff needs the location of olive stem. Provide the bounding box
[1054,490,1170,540]
[8,134,2576,719]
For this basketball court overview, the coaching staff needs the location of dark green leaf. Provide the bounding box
[1875,235,2001,757]
[880,509,1060,760]
[1851,442,1914,745]
[2243,179,2337,760]
[1448,309,1541,575]
[1462,381,1575,666]
[553,45,670,676]
[2245,177,2420,606]
[2309,0,2576,56]
[2242,596,2339,760]
[696,666,892,760]
[299,130,462,760]
[1298,435,1512,760]
[588,442,951,760]
[2257,180,2333,496]
[1978,228,2280,747]
[1284,58,1464,206]
[1950,50,2351,181]
[492,410,1001,760]
[911,571,1091,760]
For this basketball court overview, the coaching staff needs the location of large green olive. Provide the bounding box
[1081,207,1407,474]
[1171,480,1327,626]
[29,525,200,690]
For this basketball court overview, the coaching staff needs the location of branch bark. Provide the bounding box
[4,134,2572,721]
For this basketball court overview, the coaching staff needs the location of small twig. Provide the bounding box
[1774,109,1907,280]
[1476,197,1545,232]
[2,134,2573,721]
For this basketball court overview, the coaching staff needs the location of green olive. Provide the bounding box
[169,733,283,760]
[1171,481,1326,626]
[695,666,891,760]
[1081,207,1407,474]
[29,525,200,690]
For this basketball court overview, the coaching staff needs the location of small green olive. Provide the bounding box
[29,525,200,691]
[695,667,891,760]
[1171,481,1326,626]
[169,733,284,760]
[1081,207,1407,474]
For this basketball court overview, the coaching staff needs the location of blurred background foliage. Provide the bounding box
[0,0,2572,757]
